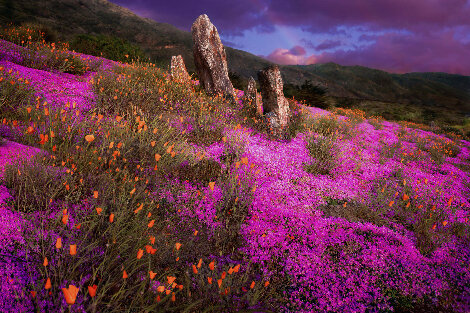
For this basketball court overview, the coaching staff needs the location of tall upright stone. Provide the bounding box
[191,14,234,99]
[243,76,262,115]
[257,65,290,128]
[170,55,191,83]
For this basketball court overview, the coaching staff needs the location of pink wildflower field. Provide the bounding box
[0,29,469,313]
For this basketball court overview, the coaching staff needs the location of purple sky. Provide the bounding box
[109,0,470,75]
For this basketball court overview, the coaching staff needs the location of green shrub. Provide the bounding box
[0,68,37,120]
[303,135,339,175]
[70,34,146,63]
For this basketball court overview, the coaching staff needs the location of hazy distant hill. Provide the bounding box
[1,0,469,127]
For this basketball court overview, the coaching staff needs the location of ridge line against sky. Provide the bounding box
[109,0,470,75]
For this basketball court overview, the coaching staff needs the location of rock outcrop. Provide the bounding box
[191,14,234,99]
[243,76,262,115]
[170,55,191,83]
[257,65,290,128]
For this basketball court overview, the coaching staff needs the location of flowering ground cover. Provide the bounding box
[0,28,469,312]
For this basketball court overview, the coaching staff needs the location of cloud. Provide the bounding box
[265,31,470,74]
[314,40,342,51]
[108,0,470,74]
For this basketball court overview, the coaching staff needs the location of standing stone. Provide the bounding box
[191,14,235,99]
[257,65,290,128]
[170,55,191,83]
[243,77,262,115]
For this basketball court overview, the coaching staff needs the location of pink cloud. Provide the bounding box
[265,30,470,74]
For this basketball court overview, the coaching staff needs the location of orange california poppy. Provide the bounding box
[137,249,144,259]
[149,236,155,245]
[45,278,51,290]
[96,207,102,215]
[56,237,62,249]
[207,277,213,284]
[43,257,48,267]
[167,276,176,285]
[192,265,198,274]
[123,270,128,279]
[93,191,98,198]
[233,264,240,273]
[209,261,215,271]
[148,220,155,228]
[155,154,161,162]
[62,214,68,225]
[109,213,114,223]
[85,135,95,143]
[175,242,182,250]
[171,292,176,302]
[70,245,77,256]
[149,271,157,280]
[88,285,97,297]
[209,182,215,191]
[62,285,79,305]
[264,281,269,287]
[217,279,222,288]
[250,281,255,289]
[157,286,165,293]
[197,258,203,268]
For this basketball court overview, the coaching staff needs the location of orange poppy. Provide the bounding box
[149,271,157,280]
[175,242,182,250]
[233,264,240,273]
[148,220,155,228]
[123,270,128,279]
[93,191,98,198]
[149,236,155,245]
[56,237,62,249]
[250,281,255,289]
[197,258,203,268]
[192,265,198,274]
[137,249,144,259]
[155,154,161,162]
[70,244,77,256]
[88,285,97,297]
[45,278,51,290]
[85,135,95,143]
[217,279,222,288]
[96,207,102,215]
[207,277,213,284]
[209,261,215,271]
[62,214,68,225]
[157,286,165,293]
[62,285,79,305]
[109,213,114,223]
[209,182,215,191]
[167,276,176,285]
[43,257,48,267]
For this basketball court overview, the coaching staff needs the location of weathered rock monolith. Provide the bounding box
[170,55,191,83]
[243,76,262,115]
[257,65,290,128]
[191,14,235,99]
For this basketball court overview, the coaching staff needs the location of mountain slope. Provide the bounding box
[1,0,469,127]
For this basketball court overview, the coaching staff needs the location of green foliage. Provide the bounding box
[284,80,330,109]
[3,156,71,213]
[0,69,37,121]
[0,22,57,46]
[70,34,146,63]
[303,135,339,175]
[19,45,89,75]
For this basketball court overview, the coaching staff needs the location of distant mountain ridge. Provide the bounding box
[1,0,469,126]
